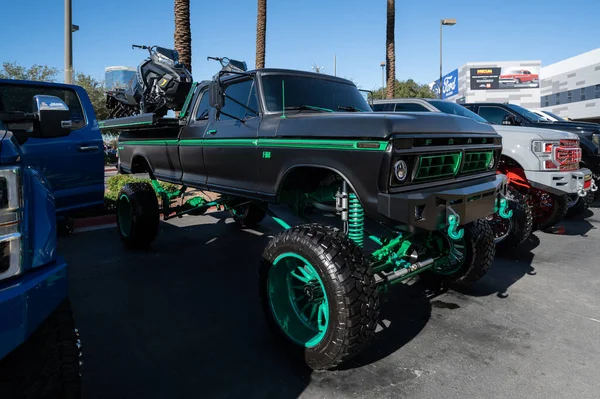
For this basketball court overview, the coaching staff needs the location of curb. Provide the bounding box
[70,207,223,234]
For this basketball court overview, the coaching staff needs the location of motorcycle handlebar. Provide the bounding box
[207,56,230,67]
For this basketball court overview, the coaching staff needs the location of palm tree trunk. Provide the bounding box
[385,0,395,99]
[174,0,192,73]
[255,0,267,69]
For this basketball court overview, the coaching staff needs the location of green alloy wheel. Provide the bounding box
[268,253,329,347]
[116,182,159,248]
[259,224,379,370]
[421,219,496,287]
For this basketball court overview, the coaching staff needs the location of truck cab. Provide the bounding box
[0,79,105,217]
[0,94,81,397]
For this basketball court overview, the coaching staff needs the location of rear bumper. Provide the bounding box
[525,168,594,196]
[377,174,507,230]
[0,258,68,360]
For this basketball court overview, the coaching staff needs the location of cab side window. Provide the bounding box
[372,103,395,112]
[394,103,428,112]
[0,84,85,130]
[478,106,512,125]
[195,90,210,120]
[220,79,258,121]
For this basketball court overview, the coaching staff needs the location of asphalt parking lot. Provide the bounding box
[60,202,600,399]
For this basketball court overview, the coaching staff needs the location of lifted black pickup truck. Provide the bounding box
[463,102,600,199]
[102,59,511,370]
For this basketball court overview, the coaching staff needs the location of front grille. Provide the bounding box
[559,139,579,148]
[462,151,493,173]
[414,152,462,181]
[555,146,581,170]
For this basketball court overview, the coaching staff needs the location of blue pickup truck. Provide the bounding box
[0,80,105,398]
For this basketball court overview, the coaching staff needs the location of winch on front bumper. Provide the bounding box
[377,174,509,232]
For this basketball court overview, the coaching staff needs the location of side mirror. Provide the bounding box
[502,114,520,126]
[32,95,71,138]
[358,89,374,109]
[208,80,224,110]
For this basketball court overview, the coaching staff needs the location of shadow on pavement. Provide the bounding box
[455,234,539,299]
[60,214,311,399]
[337,280,433,370]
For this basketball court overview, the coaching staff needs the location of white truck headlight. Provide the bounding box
[0,167,22,279]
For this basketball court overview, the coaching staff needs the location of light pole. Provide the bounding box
[333,54,337,76]
[64,0,79,84]
[439,18,456,99]
[380,62,385,99]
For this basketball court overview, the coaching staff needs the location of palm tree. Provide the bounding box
[255,0,267,69]
[385,0,395,99]
[174,0,192,73]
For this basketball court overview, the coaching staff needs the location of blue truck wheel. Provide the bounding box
[0,299,82,398]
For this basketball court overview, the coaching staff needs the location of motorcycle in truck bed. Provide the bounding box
[100,56,513,370]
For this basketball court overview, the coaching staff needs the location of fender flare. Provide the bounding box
[498,156,532,190]
[276,164,362,203]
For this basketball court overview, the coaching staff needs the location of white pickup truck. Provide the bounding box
[372,98,595,248]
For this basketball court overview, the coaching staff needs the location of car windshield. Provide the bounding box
[506,103,546,122]
[542,110,566,121]
[428,100,489,123]
[260,74,371,113]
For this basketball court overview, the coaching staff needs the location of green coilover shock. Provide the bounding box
[347,193,365,248]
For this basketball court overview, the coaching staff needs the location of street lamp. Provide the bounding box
[380,62,385,99]
[64,0,79,84]
[439,18,456,99]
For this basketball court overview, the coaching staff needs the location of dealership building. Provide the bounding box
[430,47,600,122]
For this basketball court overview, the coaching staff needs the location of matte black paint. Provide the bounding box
[115,69,504,227]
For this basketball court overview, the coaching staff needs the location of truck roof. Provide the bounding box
[218,68,356,86]
[0,78,83,91]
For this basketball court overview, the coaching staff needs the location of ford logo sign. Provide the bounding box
[443,75,456,94]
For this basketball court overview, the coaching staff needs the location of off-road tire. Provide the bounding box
[0,298,82,399]
[230,202,266,228]
[534,193,569,231]
[259,224,379,370]
[566,192,594,217]
[421,219,496,287]
[117,182,159,248]
[496,186,533,249]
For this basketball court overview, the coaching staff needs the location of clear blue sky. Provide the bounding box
[1,0,599,90]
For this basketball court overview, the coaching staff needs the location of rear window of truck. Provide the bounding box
[0,84,86,130]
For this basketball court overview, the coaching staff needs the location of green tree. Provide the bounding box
[73,72,110,121]
[370,79,435,100]
[0,62,59,82]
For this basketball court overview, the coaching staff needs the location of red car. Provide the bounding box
[500,69,539,84]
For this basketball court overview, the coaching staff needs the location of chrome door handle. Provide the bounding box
[79,145,99,152]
